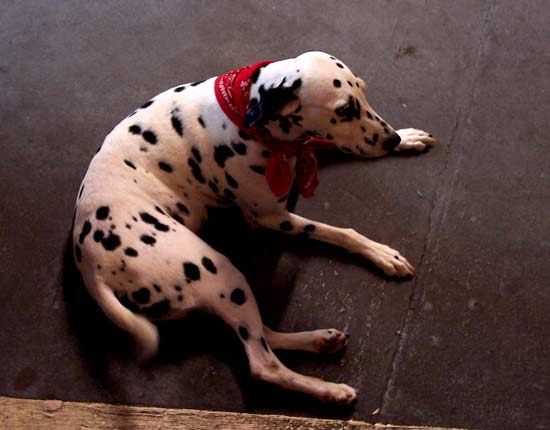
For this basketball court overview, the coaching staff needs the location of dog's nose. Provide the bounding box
[383,132,401,151]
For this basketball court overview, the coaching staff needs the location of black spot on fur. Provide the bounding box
[101,232,121,251]
[172,213,185,225]
[336,62,344,68]
[139,212,158,225]
[142,299,171,319]
[372,133,379,143]
[191,146,202,163]
[174,85,186,92]
[197,116,206,128]
[132,288,150,304]
[140,234,156,246]
[191,80,205,86]
[124,247,138,257]
[214,145,235,168]
[231,142,247,155]
[208,181,219,193]
[153,284,161,292]
[158,161,173,173]
[225,172,238,188]
[155,206,165,215]
[171,114,184,136]
[177,202,189,214]
[201,256,217,274]
[333,79,342,88]
[124,160,136,169]
[96,206,110,220]
[249,165,265,174]
[74,245,82,262]
[262,149,271,158]
[183,262,201,282]
[78,184,85,199]
[238,326,249,341]
[230,288,246,305]
[188,158,206,183]
[261,337,269,352]
[291,78,302,89]
[142,130,157,144]
[224,189,236,200]
[139,212,169,232]
[93,230,104,242]
[120,294,139,313]
[79,220,92,244]
[129,125,141,135]
[239,130,251,140]
[330,118,337,124]
[140,100,153,109]
[279,221,293,231]
[251,67,262,83]
[304,224,316,233]
[155,222,169,232]
[366,111,373,120]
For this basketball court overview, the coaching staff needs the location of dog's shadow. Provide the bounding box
[62,188,361,418]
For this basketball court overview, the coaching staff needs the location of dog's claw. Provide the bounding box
[317,329,350,353]
[363,243,415,278]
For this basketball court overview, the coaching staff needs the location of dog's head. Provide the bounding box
[246,51,400,156]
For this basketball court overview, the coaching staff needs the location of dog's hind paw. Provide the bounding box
[319,383,358,405]
[395,128,437,152]
[316,329,350,354]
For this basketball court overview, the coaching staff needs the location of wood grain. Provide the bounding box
[0,396,466,430]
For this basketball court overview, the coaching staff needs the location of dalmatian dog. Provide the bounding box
[72,51,436,405]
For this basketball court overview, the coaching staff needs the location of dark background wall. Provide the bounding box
[1,2,549,429]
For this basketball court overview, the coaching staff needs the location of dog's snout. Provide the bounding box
[383,132,401,151]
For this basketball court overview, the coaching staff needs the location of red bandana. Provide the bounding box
[214,60,329,198]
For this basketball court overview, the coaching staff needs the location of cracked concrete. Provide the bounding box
[1,1,549,430]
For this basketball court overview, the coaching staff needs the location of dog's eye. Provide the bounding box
[335,97,361,121]
[335,102,353,117]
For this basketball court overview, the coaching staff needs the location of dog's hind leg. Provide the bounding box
[263,326,350,354]
[89,279,159,361]
[200,269,357,404]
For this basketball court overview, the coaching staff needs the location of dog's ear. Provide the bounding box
[244,79,302,128]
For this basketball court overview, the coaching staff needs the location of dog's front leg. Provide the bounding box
[256,211,414,277]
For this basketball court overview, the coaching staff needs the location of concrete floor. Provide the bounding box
[1,1,549,429]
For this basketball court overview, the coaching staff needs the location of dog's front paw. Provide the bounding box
[363,243,415,277]
[395,128,437,152]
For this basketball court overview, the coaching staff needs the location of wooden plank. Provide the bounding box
[0,396,466,430]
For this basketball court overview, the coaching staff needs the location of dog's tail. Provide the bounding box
[92,281,159,361]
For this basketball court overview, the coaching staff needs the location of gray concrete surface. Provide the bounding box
[1,1,549,430]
